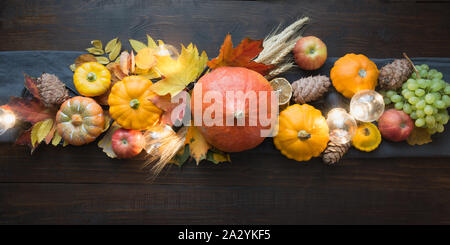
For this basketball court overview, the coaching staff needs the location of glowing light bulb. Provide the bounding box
[326,108,357,144]
[155,44,179,60]
[0,108,16,135]
[350,90,385,122]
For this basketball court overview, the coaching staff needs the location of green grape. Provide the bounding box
[415,88,425,97]
[426,120,436,128]
[442,114,449,125]
[431,82,443,92]
[427,127,437,135]
[429,69,438,75]
[402,82,408,90]
[425,94,435,104]
[416,109,425,118]
[433,72,443,80]
[424,105,434,115]
[425,115,436,125]
[419,70,428,79]
[434,100,446,109]
[416,100,426,109]
[408,96,419,105]
[411,72,417,79]
[433,107,438,114]
[435,113,442,123]
[442,95,450,107]
[420,64,429,70]
[391,94,402,103]
[386,90,397,98]
[403,103,412,114]
[401,89,409,96]
[383,97,391,105]
[379,90,387,96]
[410,111,418,119]
[415,118,425,127]
[407,81,419,90]
[417,79,427,89]
[431,92,441,101]
[436,124,445,133]
[445,85,450,95]
[395,102,404,110]
[404,91,414,99]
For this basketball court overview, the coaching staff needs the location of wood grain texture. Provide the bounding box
[1,0,450,224]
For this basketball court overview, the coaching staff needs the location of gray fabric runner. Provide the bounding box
[0,51,449,158]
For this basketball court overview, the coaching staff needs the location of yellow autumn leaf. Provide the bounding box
[135,47,157,70]
[407,127,432,146]
[51,131,62,146]
[211,152,231,163]
[185,126,210,164]
[31,119,53,147]
[98,123,121,158]
[129,39,148,53]
[150,43,208,97]
[147,34,157,49]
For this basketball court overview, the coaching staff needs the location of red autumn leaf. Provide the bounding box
[207,34,275,75]
[15,128,32,147]
[7,97,54,124]
[24,73,41,100]
[149,93,187,126]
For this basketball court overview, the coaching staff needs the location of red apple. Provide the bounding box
[112,128,145,159]
[378,109,414,142]
[293,36,327,70]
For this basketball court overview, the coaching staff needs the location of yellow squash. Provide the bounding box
[74,62,111,97]
[274,104,329,162]
[330,53,379,98]
[352,122,381,152]
[108,75,162,130]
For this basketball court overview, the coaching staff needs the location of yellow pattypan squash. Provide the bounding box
[352,122,381,152]
[274,104,329,162]
[108,75,162,130]
[74,62,111,97]
[330,53,379,98]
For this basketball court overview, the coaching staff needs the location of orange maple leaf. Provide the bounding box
[207,34,274,75]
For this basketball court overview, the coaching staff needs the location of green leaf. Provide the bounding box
[171,144,190,167]
[129,39,147,53]
[206,150,231,164]
[86,47,104,55]
[91,40,103,50]
[51,131,62,146]
[147,35,157,49]
[105,37,118,53]
[109,40,122,61]
[96,56,110,65]
[69,64,76,72]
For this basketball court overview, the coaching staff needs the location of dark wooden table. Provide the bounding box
[1,0,450,225]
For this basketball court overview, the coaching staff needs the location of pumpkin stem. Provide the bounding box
[129,99,140,109]
[358,69,367,78]
[297,130,311,141]
[403,52,420,79]
[71,114,83,126]
[86,72,97,82]
[363,127,371,136]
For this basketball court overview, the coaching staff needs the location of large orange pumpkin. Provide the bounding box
[191,67,275,152]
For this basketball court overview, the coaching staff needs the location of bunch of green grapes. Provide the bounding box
[381,64,450,135]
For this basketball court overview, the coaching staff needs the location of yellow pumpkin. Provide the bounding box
[352,122,381,152]
[330,53,379,98]
[56,96,105,146]
[274,104,329,162]
[108,75,162,130]
[74,62,111,97]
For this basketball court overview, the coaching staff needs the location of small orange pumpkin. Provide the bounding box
[56,96,105,146]
[330,53,379,98]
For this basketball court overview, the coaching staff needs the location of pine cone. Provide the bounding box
[378,59,413,90]
[292,75,330,104]
[36,73,69,107]
[322,141,351,165]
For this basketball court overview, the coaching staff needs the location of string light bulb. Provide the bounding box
[155,44,180,60]
[326,108,357,144]
[0,107,16,135]
[350,90,385,122]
